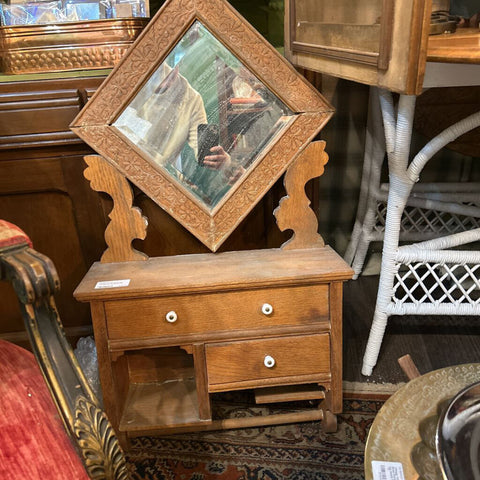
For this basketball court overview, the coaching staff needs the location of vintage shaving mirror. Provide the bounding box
[72,0,354,444]
[114,21,294,210]
[71,0,333,251]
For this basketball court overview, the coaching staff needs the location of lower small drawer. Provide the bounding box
[206,334,331,391]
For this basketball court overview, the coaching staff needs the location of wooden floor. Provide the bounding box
[342,274,480,385]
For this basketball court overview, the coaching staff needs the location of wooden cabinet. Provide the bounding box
[285,0,433,95]
[74,247,352,443]
[0,74,108,342]
[69,0,353,444]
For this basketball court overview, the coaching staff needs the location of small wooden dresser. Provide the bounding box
[75,246,352,443]
[70,0,354,447]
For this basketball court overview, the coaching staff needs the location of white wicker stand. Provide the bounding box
[345,87,480,376]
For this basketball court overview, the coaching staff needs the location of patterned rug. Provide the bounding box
[126,396,383,480]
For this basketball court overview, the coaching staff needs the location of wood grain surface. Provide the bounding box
[75,246,353,301]
[427,28,480,64]
[206,334,331,389]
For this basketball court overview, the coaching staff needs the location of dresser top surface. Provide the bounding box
[75,246,353,301]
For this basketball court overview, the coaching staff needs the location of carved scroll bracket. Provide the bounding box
[84,155,148,263]
[274,141,328,250]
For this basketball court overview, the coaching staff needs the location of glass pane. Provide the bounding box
[113,20,294,210]
[294,0,383,53]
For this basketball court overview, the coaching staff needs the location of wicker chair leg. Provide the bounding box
[350,203,379,278]
[345,87,387,274]
[361,91,416,376]
[345,87,379,264]
[362,174,413,375]
[361,91,480,376]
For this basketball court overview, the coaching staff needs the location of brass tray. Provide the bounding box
[365,363,480,480]
[0,18,148,74]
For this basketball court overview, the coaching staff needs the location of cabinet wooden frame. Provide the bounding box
[73,141,354,443]
[70,0,334,252]
[288,0,395,70]
[70,0,354,445]
[285,0,433,95]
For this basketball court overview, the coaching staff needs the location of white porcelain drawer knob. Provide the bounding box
[264,355,275,368]
[165,311,178,323]
[261,303,273,316]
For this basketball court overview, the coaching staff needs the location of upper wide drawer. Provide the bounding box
[106,284,329,340]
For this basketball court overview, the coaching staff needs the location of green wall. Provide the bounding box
[148,0,284,48]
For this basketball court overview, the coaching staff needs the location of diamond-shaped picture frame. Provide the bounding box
[71,0,333,251]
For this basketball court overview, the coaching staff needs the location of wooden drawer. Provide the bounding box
[105,284,329,340]
[206,334,331,391]
[0,89,84,151]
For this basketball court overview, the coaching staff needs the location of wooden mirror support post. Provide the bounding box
[74,141,353,448]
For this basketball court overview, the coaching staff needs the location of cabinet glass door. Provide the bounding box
[287,0,433,95]
[290,0,393,69]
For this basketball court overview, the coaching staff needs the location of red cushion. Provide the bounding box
[0,339,89,480]
[0,220,33,249]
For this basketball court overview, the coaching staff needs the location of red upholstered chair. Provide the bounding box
[0,220,130,480]
[0,339,91,479]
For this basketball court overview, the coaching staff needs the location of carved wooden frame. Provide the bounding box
[71,0,333,251]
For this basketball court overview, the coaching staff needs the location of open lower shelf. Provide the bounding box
[119,376,334,436]
[119,378,211,432]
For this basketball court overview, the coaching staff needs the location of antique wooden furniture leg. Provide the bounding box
[0,220,130,480]
[362,89,480,376]
[397,354,421,381]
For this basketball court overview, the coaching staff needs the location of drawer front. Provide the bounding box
[105,284,329,340]
[206,334,330,390]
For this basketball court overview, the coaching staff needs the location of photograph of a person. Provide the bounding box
[114,20,293,209]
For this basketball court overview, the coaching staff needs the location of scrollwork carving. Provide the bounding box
[0,230,132,480]
[274,141,328,250]
[83,154,148,263]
